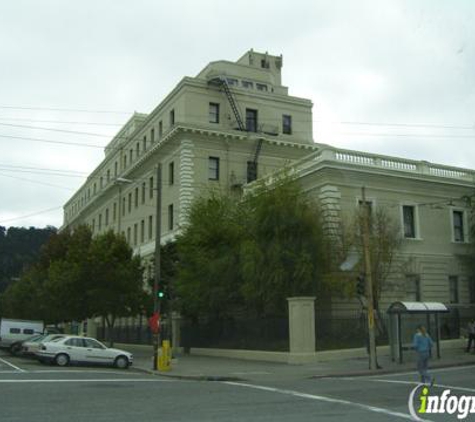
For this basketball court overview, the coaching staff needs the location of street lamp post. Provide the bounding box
[153,164,162,370]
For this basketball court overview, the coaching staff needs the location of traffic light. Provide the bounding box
[157,288,165,299]
[356,275,365,296]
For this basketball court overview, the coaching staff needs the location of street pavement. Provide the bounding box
[1,343,474,421]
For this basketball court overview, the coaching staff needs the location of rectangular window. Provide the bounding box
[141,182,146,204]
[113,202,117,221]
[114,162,118,177]
[226,78,238,86]
[247,161,258,183]
[453,210,465,242]
[169,162,174,185]
[209,103,220,123]
[136,142,140,157]
[246,108,258,132]
[92,219,95,233]
[143,136,147,151]
[140,219,145,243]
[135,187,139,208]
[129,149,133,163]
[405,274,421,301]
[10,328,20,334]
[133,223,138,246]
[282,115,292,135]
[242,80,253,89]
[168,204,174,231]
[170,109,175,127]
[123,155,127,168]
[98,214,102,231]
[148,215,153,240]
[127,227,131,243]
[159,121,163,138]
[106,170,110,183]
[128,193,132,213]
[149,177,154,199]
[449,276,459,303]
[256,83,268,92]
[403,205,416,238]
[23,329,34,335]
[151,128,155,143]
[122,197,126,216]
[105,208,109,226]
[208,157,220,180]
[469,277,475,304]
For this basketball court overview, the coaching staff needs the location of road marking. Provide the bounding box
[224,381,434,421]
[0,378,174,383]
[230,371,272,375]
[365,379,475,394]
[0,357,26,373]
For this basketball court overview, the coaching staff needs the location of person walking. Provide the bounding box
[413,325,434,384]
[466,319,475,353]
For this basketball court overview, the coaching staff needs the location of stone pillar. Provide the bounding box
[287,297,317,364]
[86,318,97,338]
[171,312,181,355]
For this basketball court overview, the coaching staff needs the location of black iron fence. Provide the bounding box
[180,317,289,352]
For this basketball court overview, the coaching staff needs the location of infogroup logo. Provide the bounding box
[408,384,475,420]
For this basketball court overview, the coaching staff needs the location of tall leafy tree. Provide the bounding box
[86,231,144,345]
[241,176,327,316]
[175,192,245,319]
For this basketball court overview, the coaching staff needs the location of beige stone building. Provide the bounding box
[251,144,475,316]
[63,50,317,270]
[63,49,475,321]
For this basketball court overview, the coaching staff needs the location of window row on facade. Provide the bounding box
[208,102,292,135]
[405,274,475,304]
[66,110,177,221]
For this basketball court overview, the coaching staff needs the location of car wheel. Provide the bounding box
[10,344,21,356]
[114,356,129,369]
[55,353,70,367]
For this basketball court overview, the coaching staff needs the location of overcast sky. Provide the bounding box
[0,0,474,229]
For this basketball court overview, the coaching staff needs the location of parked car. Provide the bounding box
[9,334,44,356]
[22,334,65,356]
[36,335,133,369]
[0,319,44,350]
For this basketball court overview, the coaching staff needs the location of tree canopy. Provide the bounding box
[175,175,328,318]
[1,227,144,336]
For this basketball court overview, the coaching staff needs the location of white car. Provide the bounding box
[22,334,65,356]
[36,335,133,369]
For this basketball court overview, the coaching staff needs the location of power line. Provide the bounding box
[0,117,123,127]
[0,122,114,138]
[0,105,131,114]
[0,134,104,149]
[0,206,63,225]
[0,172,75,190]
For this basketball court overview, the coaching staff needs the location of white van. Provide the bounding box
[0,319,44,349]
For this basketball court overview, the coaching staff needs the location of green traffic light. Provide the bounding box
[158,291,165,298]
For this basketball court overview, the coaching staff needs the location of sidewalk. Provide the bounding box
[120,341,475,383]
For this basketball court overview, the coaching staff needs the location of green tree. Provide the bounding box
[86,231,144,346]
[175,192,245,319]
[175,175,328,318]
[241,175,327,316]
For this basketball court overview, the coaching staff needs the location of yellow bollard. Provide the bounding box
[158,340,172,371]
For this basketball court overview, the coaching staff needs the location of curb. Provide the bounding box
[311,360,475,379]
[132,365,246,382]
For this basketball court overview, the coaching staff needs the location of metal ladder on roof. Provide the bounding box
[208,77,245,132]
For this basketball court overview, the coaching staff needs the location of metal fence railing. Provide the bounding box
[180,317,289,352]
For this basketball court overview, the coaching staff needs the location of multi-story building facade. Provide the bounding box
[64,49,475,324]
[251,144,475,316]
[63,50,317,270]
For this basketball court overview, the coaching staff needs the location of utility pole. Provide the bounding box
[361,186,378,371]
[153,164,162,370]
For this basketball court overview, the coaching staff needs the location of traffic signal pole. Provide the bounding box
[361,187,378,371]
[153,164,162,370]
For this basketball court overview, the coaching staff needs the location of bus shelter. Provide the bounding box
[387,301,449,364]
